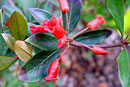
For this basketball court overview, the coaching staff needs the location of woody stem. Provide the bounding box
[70,41,124,48]
[58,44,70,60]
[70,41,91,49]
[65,12,69,37]
[71,27,88,39]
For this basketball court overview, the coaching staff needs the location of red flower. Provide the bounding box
[41,17,58,33]
[30,24,48,34]
[57,36,67,49]
[57,0,69,12]
[43,59,60,83]
[52,25,65,39]
[87,16,105,30]
[30,17,58,34]
[91,46,108,55]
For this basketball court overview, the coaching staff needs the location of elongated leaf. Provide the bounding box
[105,0,124,35]
[0,56,16,70]
[1,33,16,51]
[14,40,32,62]
[117,49,130,87]
[8,11,28,40]
[29,8,52,24]
[0,34,5,56]
[67,0,82,32]
[17,49,61,82]
[2,5,24,18]
[25,33,58,51]
[74,29,112,45]
[0,9,5,55]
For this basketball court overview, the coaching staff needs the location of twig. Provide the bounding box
[8,0,14,6]
[70,41,123,49]
[58,44,70,60]
[65,12,69,37]
[70,41,91,49]
[71,27,88,39]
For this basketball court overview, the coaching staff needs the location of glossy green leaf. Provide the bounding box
[117,49,130,87]
[74,29,112,45]
[0,56,16,70]
[1,33,16,51]
[67,0,82,32]
[2,5,24,18]
[8,11,28,40]
[17,49,61,82]
[29,8,52,24]
[14,40,32,62]
[105,0,124,34]
[62,13,67,30]
[25,33,58,51]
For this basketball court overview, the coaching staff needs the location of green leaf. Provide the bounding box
[17,49,61,82]
[0,9,5,56]
[1,33,16,51]
[25,33,58,51]
[2,5,24,18]
[67,0,82,32]
[62,13,67,30]
[74,29,112,45]
[14,40,32,62]
[8,11,28,40]
[0,56,16,70]
[117,49,130,87]
[0,34,5,56]
[29,8,52,24]
[22,0,36,21]
[105,0,124,35]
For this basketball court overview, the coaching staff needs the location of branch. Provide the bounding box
[71,27,88,39]
[65,12,69,37]
[70,40,123,49]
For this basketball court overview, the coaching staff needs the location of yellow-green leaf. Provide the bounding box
[8,11,28,40]
[14,40,32,62]
[0,56,16,70]
[1,33,16,51]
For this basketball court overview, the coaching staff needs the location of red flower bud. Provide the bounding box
[57,36,67,49]
[52,25,65,39]
[43,59,60,83]
[57,0,69,12]
[87,16,104,30]
[30,24,48,34]
[91,47,108,55]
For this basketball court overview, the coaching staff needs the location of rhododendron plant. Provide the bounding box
[0,0,129,87]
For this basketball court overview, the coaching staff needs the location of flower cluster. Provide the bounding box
[30,16,66,49]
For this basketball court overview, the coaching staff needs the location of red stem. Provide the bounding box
[70,41,123,48]
[71,27,88,39]
[65,12,69,37]
[70,41,91,49]
[58,44,70,60]
[8,0,14,6]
